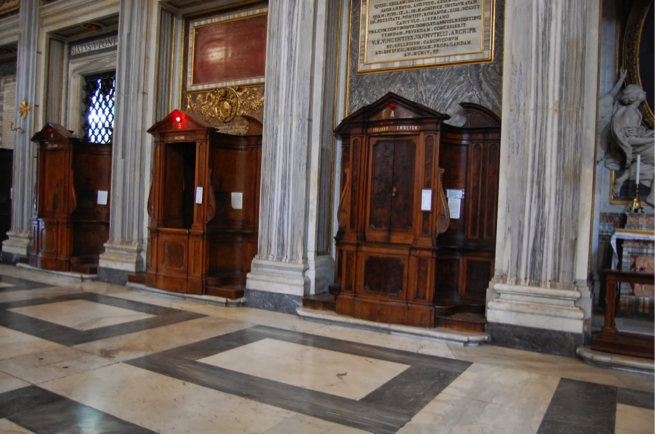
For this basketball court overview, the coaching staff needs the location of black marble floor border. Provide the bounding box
[0,292,206,346]
[617,387,655,410]
[537,378,618,434]
[0,274,54,291]
[126,325,471,433]
[0,385,154,433]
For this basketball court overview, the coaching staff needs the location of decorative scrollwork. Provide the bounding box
[185,86,264,126]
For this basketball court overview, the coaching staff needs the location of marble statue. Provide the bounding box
[599,68,654,206]
[597,68,627,164]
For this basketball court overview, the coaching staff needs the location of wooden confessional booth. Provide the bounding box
[30,123,112,273]
[332,93,500,331]
[0,148,12,242]
[145,110,262,298]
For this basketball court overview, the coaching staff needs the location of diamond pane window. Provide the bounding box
[82,72,116,144]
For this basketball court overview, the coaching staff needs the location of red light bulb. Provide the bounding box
[389,103,396,110]
[175,116,182,123]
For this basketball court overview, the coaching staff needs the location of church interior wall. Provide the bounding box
[345,0,504,124]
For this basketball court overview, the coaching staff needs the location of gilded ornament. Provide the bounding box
[185,86,264,126]
[18,99,30,120]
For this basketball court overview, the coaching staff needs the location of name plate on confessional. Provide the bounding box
[359,0,495,73]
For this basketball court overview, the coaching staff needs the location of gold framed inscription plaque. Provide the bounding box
[358,0,495,73]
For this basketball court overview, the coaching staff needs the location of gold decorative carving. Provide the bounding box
[0,0,19,16]
[623,0,653,129]
[18,99,30,120]
[185,86,264,127]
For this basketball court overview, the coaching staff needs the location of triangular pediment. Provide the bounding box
[147,109,210,134]
[31,123,76,142]
[335,92,449,134]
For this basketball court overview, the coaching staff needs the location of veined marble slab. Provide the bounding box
[615,404,655,434]
[0,371,29,395]
[0,418,32,434]
[8,299,155,331]
[199,338,410,400]
[0,326,62,362]
[41,363,296,434]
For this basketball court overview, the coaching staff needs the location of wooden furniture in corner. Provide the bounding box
[435,103,501,331]
[333,92,451,327]
[145,110,262,298]
[591,269,654,359]
[0,148,12,243]
[30,123,112,273]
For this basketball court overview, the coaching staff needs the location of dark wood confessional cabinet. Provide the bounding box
[332,94,501,331]
[30,123,112,273]
[145,109,262,298]
[0,148,12,243]
[332,93,451,327]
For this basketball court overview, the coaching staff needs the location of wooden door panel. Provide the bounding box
[390,138,416,232]
[369,140,395,231]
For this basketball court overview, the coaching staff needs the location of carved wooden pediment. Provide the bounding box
[31,123,76,142]
[146,109,210,134]
[335,92,450,134]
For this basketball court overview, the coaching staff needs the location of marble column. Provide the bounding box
[1,0,38,262]
[246,0,338,312]
[97,0,160,283]
[486,0,600,356]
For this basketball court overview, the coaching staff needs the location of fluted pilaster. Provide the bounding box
[246,0,338,307]
[2,0,39,259]
[98,0,160,281]
[487,0,600,355]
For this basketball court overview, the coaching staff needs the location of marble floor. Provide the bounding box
[0,264,653,434]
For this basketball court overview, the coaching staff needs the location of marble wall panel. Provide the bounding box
[346,0,504,125]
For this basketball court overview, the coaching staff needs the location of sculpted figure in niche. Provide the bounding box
[599,68,654,206]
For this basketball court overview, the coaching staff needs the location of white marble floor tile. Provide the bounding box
[309,324,457,359]
[0,419,33,434]
[0,371,30,394]
[398,392,545,434]
[0,282,14,288]
[199,338,409,400]
[0,326,62,361]
[0,287,84,304]
[42,363,296,434]
[440,362,560,410]
[615,403,655,434]
[8,299,155,331]
[263,413,371,434]
[447,343,654,392]
[0,347,117,385]
[74,316,252,361]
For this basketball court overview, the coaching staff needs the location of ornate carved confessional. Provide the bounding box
[0,148,12,242]
[333,93,451,327]
[436,103,501,331]
[30,123,112,273]
[146,109,262,298]
[332,95,501,330]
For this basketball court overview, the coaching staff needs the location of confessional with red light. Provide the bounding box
[145,110,262,298]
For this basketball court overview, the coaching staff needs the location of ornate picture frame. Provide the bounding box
[357,0,495,74]
[610,0,653,204]
[186,8,267,91]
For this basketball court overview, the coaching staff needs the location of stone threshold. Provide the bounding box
[16,263,97,281]
[576,346,654,374]
[126,282,245,307]
[296,307,489,346]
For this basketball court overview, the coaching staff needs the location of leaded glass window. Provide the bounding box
[82,72,116,144]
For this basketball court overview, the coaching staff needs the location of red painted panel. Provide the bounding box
[192,14,267,86]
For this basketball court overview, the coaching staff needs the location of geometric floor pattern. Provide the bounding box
[0,264,653,434]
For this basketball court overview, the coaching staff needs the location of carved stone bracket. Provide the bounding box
[185,86,264,129]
